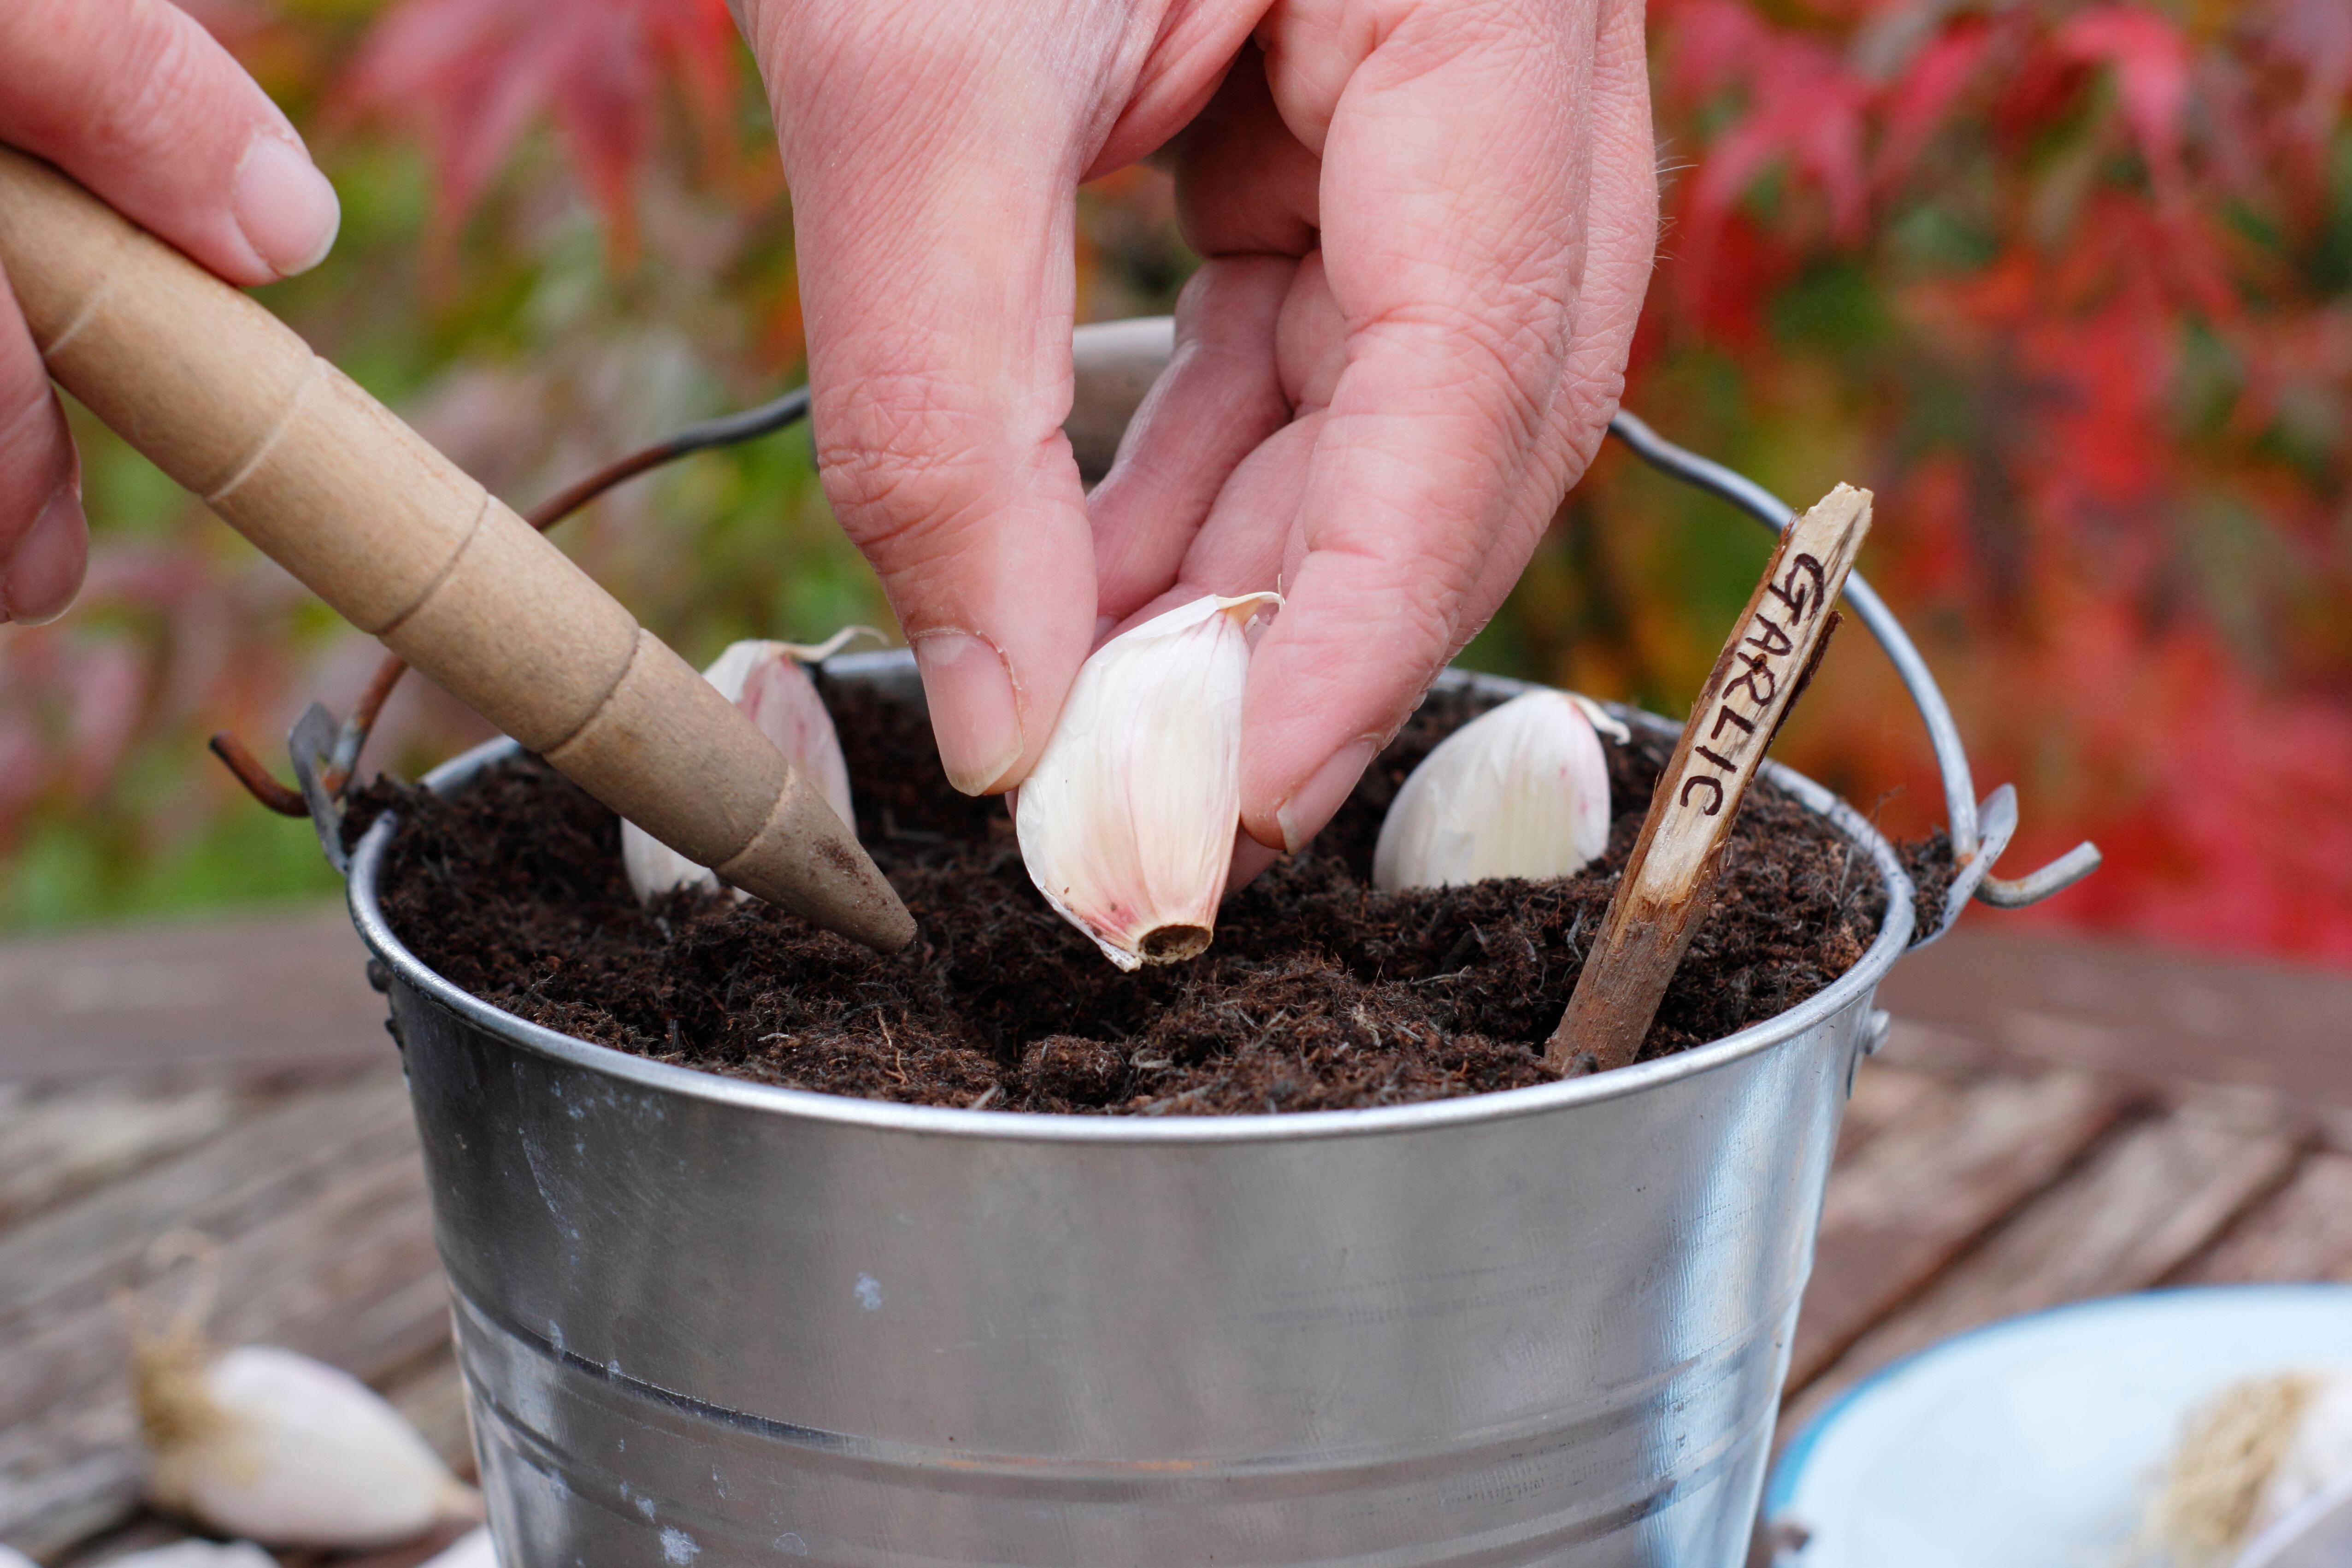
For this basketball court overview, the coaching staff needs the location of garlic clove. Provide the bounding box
[623,633,867,905]
[1016,592,1280,970]
[422,1527,501,1568]
[104,1543,279,1568]
[1372,689,1618,892]
[137,1337,480,1550]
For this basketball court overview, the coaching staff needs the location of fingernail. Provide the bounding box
[234,133,341,279]
[1273,738,1378,855]
[911,631,1024,795]
[1,487,89,626]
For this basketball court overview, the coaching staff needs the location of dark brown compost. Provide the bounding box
[350,680,1948,1115]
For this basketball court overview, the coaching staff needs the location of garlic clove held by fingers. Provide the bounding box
[622,631,869,904]
[1016,592,1280,970]
[137,1335,480,1549]
[1373,690,1625,892]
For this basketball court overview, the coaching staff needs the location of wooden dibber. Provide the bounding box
[0,148,913,952]
[1548,483,1872,1074]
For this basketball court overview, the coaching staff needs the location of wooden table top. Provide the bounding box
[3,903,2347,1563]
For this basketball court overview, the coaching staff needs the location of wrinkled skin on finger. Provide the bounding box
[739,0,1656,872]
[0,0,340,626]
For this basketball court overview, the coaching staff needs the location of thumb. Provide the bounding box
[745,5,1101,795]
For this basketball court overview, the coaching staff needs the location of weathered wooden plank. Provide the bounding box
[0,1080,255,1229]
[2176,1151,2352,1286]
[1880,924,2352,1109]
[1790,1065,2127,1392]
[0,1068,447,1557]
[0,906,389,1086]
[1828,1060,1944,1162]
[1784,1091,2306,1436]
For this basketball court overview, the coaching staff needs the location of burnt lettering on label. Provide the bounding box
[1709,705,1757,742]
[1679,775,1725,815]
[1745,614,1794,658]
[1727,651,1777,707]
[1765,552,1829,624]
[1695,743,1737,773]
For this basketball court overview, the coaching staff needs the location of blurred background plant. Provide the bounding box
[0,0,2344,961]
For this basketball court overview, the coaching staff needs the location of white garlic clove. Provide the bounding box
[1372,689,1618,892]
[421,1526,501,1568]
[1016,592,1280,970]
[137,1339,480,1550]
[622,632,868,905]
[104,1542,280,1568]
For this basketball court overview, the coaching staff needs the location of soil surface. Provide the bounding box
[351,680,1947,1115]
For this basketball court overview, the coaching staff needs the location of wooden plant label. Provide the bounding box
[1548,483,1873,1074]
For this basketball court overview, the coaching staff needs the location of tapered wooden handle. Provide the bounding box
[1549,483,1872,1073]
[0,147,912,952]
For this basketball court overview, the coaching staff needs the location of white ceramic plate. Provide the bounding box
[1766,1285,2352,1567]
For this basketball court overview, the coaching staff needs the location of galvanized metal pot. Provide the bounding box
[339,319,2096,1566]
[351,658,1909,1568]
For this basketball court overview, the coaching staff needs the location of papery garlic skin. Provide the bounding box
[1016,592,1279,970]
[1372,690,1621,892]
[623,636,861,904]
[2249,1370,2352,1540]
[138,1342,480,1549]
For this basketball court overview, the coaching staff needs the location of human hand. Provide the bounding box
[739,0,1655,861]
[0,0,339,626]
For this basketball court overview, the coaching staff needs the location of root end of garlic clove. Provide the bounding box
[1137,924,1214,964]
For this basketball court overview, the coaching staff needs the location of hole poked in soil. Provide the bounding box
[351,676,1948,1116]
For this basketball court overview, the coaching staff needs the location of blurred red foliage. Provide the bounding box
[339,0,740,257]
[5,0,2346,963]
[1618,0,2352,959]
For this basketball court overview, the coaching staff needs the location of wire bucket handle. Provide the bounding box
[221,316,2095,946]
[1604,411,2099,943]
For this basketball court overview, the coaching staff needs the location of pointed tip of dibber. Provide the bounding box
[714,772,918,953]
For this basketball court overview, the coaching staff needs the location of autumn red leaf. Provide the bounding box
[340,0,739,252]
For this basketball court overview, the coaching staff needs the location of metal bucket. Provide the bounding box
[349,660,1898,1568]
[331,320,2097,1566]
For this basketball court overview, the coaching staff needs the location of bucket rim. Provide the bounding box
[348,663,1916,1144]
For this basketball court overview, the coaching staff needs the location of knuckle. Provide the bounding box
[813,369,1005,564]
[79,12,214,165]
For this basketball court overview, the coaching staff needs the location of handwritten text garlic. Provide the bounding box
[622,631,867,903]
[1373,690,1626,891]
[136,1332,479,1548]
[1016,592,1279,970]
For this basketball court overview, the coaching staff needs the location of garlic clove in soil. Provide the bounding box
[136,1330,481,1550]
[1372,690,1626,892]
[1015,592,1280,970]
[622,630,870,904]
